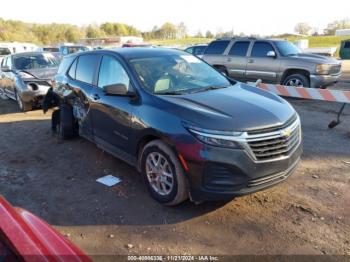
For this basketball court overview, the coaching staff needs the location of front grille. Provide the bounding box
[330,64,341,75]
[246,119,301,162]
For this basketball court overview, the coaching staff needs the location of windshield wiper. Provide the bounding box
[155,90,185,95]
[189,85,228,94]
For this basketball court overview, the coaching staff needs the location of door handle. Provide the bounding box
[248,59,254,63]
[92,94,100,101]
[227,58,232,62]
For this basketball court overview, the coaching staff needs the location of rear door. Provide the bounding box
[225,41,251,81]
[245,41,280,83]
[66,53,101,139]
[89,54,134,155]
[202,40,230,67]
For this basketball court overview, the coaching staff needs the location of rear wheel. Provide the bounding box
[58,103,78,140]
[283,74,310,88]
[16,92,32,112]
[140,140,188,206]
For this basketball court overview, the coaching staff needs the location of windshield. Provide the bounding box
[275,41,300,56]
[13,53,59,70]
[129,54,232,94]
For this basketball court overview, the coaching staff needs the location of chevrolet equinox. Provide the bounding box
[49,48,302,205]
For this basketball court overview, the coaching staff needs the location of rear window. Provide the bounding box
[251,42,275,57]
[228,41,250,56]
[204,41,230,55]
[344,41,350,48]
[75,54,99,84]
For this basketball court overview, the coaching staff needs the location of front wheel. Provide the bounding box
[283,74,310,88]
[140,140,188,206]
[16,92,32,112]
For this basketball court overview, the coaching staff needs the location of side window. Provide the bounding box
[5,57,12,68]
[204,41,230,55]
[251,42,274,57]
[195,46,207,55]
[98,56,130,90]
[186,47,193,54]
[62,47,69,55]
[68,58,77,79]
[1,57,7,67]
[228,41,250,56]
[344,41,350,48]
[76,54,100,84]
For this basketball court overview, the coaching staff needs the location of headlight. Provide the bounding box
[316,64,332,75]
[183,123,244,149]
[18,71,35,79]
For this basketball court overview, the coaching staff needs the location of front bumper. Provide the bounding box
[20,85,51,103]
[310,73,341,88]
[183,142,302,202]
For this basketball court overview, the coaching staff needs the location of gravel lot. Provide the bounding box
[0,73,349,258]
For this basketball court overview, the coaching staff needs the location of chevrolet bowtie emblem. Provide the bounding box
[281,129,292,137]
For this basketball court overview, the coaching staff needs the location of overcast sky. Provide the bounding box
[1,0,349,35]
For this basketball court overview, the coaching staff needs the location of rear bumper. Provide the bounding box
[310,73,341,88]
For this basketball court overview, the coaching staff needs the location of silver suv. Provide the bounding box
[202,38,342,88]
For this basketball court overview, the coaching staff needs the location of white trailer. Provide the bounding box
[335,29,350,36]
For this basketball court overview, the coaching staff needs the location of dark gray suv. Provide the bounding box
[47,48,302,205]
[203,38,342,88]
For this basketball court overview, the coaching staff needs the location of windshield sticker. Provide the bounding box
[181,55,201,63]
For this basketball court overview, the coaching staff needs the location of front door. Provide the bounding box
[245,41,281,84]
[89,55,134,153]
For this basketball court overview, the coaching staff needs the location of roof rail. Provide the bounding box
[216,37,258,41]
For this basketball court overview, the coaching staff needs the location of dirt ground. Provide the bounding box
[0,74,350,259]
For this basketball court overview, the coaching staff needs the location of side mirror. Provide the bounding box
[267,51,276,58]
[1,66,11,72]
[103,83,135,97]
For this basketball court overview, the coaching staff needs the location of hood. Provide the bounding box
[288,53,340,64]
[20,67,58,80]
[157,82,296,132]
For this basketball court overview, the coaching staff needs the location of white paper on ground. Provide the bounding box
[96,175,122,187]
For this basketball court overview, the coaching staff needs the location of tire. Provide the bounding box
[16,91,32,112]
[283,74,310,88]
[58,103,78,140]
[140,140,188,206]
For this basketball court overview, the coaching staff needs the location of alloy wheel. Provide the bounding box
[145,152,174,196]
[284,78,303,87]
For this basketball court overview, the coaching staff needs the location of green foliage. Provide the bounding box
[100,23,140,37]
[0,18,140,45]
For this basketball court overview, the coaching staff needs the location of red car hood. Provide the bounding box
[0,196,92,262]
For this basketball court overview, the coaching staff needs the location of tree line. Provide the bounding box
[1,17,348,45]
[294,19,350,36]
